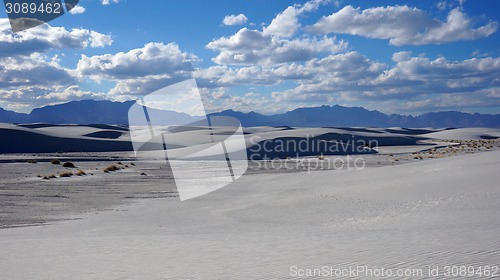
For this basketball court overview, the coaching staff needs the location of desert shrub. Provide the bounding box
[140,172,147,176]
[62,162,75,168]
[130,163,135,166]
[104,165,119,173]
[59,172,73,178]
[27,159,37,164]
[51,159,61,165]
[318,156,325,161]
[75,170,86,176]
[43,174,57,180]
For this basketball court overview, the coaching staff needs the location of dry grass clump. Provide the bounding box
[102,162,134,173]
[51,159,61,165]
[104,165,119,173]
[413,155,423,160]
[59,172,74,178]
[41,169,87,179]
[318,155,325,161]
[62,162,75,168]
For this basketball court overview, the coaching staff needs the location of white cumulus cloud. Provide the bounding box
[101,0,119,5]
[263,0,328,38]
[76,42,198,96]
[270,53,500,110]
[223,14,248,26]
[69,5,86,14]
[307,5,497,45]
[0,18,112,57]
[206,28,346,66]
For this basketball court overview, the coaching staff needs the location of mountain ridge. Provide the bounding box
[0,100,499,128]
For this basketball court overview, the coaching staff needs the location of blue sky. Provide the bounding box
[0,0,499,115]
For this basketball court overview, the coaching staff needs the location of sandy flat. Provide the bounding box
[0,150,499,279]
[1,124,500,279]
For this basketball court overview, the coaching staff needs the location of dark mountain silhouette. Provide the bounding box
[29,100,136,124]
[210,105,500,128]
[0,107,29,123]
[209,109,277,126]
[0,100,499,128]
[276,105,390,127]
[0,100,199,125]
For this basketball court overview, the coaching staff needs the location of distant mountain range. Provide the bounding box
[211,107,500,128]
[0,100,199,126]
[1,100,499,128]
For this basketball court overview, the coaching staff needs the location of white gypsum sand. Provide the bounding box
[0,150,499,279]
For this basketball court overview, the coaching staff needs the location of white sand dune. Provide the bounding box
[3,123,499,157]
[422,128,500,140]
[0,123,425,158]
[1,150,499,279]
[0,123,133,153]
